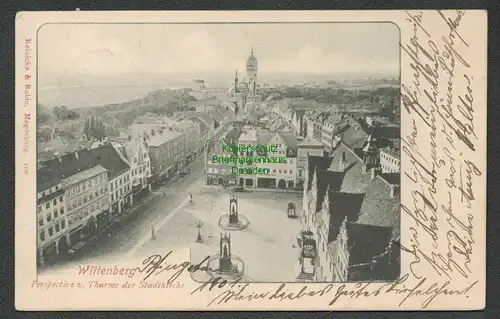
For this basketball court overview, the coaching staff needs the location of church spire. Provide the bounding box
[251,46,254,55]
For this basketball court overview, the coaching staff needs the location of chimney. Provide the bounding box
[75,151,79,160]
[389,184,399,198]
[339,152,346,172]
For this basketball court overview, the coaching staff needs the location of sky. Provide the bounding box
[38,23,400,88]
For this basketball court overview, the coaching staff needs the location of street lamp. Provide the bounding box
[195,220,204,243]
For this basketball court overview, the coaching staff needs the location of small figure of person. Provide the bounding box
[151,226,156,240]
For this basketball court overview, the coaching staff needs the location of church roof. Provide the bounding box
[246,47,258,70]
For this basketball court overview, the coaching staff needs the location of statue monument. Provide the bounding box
[219,195,249,230]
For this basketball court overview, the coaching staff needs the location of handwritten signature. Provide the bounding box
[136,251,213,282]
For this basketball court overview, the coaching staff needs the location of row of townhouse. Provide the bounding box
[36,140,153,267]
[296,134,400,283]
[206,123,323,190]
[130,115,212,182]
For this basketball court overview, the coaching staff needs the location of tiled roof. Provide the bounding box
[306,155,332,191]
[321,192,365,243]
[355,176,400,238]
[346,223,394,266]
[380,173,400,185]
[62,165,108,186]
[123,137,147,162]
[88,143,131,180]
[279,132,298,150]
[37,166,64,192]
[337,125,369,150]
[328,143,372,193]
[373,126,400,139]
[37,143,132,192]
[324,143,400,238]
[223,126,242,145]
[38,149,100,191]
[257,131,276,146]
[146,129,183,147]
[324,114,343,126]
[298,138,324,148]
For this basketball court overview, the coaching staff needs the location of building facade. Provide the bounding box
[297,138,400,283]
[63,164,110,245]
[146,129,184,181]
[296,138,325,186]
[206,126,242,186]
[123,136,153,199]
[379,146,400,173]
[36,179,67,267]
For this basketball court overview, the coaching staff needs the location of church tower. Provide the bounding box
[246,46,258,97]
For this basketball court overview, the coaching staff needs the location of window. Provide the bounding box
[46,213,52,223]
[38,218,43,226]
[78,199,82,206]
[53,199,57,205]
[95,191,99,197]
[61,220,65,229]
[279,169,282,174]
[46,202,50,209]
[54,209,58,218]
[59,196,63,203]
[82,183,86,190]
[39,231,45,242]
[111,194,114,201]
[55,223,60,232]
[89,193,94,200]
[60,207,64,215]
[110,184,114,191]
[42,191,46,197]
[290,170,293,175]
[48,227,54,237]
[38,206,42,213]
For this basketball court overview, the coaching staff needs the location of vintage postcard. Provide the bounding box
[15,10,487,311]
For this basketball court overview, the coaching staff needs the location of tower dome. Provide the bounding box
[246,47,258,71]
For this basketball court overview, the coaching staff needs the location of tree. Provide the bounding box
[83,115,106,142]
[53,105,80,121]
[37,104,52,124]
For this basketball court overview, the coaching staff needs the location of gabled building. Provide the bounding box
[89,143,132,218]
[37,150,112,261]
[298,139,400,282]
[205,126,242,186]
[123,135,153,199]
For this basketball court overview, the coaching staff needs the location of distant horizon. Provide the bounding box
[38,72,400,109]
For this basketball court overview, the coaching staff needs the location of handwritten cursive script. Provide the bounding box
[136,251,213,282]
[400,10,481,286]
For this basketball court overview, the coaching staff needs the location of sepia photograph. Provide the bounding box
[16,10,486,311]
[35,22,401,283]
